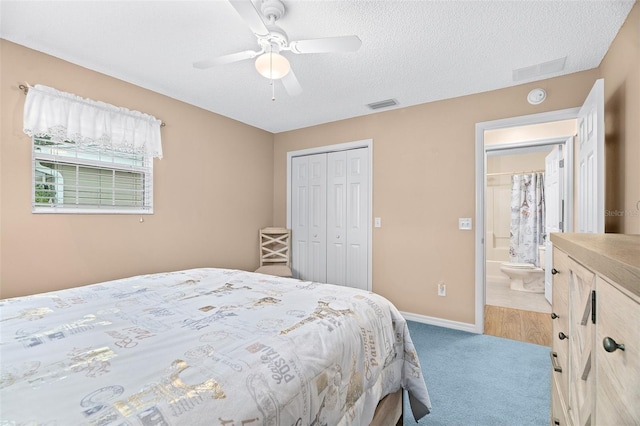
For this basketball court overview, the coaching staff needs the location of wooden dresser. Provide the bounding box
[550,233,640,426]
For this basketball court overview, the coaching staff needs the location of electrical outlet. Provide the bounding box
[459,218,472,230]
[438,282,446,297]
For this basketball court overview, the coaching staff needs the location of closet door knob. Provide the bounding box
[551,268,559,275]
[551,313,559,319]
[603,337,625,352]
[558,332,568,340]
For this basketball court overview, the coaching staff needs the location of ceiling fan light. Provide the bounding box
[255,52,290,80]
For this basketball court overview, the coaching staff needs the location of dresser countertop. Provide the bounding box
[550,233,640,298]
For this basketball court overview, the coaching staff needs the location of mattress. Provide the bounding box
[0,268,431,425]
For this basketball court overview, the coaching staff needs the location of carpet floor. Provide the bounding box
[403,321,550,426]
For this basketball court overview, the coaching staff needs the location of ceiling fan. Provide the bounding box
[193,0,362,98]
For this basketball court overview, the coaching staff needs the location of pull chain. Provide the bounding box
[270,48,276,101]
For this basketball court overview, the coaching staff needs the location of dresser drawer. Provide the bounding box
[568,258,595,355]
[595,276,640,425]
[567,258,595,426]
[551,372,571,426]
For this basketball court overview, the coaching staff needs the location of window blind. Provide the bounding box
[32,137,153,214]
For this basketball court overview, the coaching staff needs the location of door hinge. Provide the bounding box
[559,221,564,232]
[591,290,596,324]
[559,159,565,168]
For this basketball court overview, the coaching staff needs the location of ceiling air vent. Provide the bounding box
[513,57,566,82]
[367,99,398,110]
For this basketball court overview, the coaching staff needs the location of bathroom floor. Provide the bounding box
[484,304,552,346]
[486,278,551,314]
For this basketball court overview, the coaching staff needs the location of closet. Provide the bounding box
[290,147,369,290]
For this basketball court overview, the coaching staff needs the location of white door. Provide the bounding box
[291,147,370,289]
[544,144,564,303]
[291,155,309,279]
[291,153,327,282]
[327,152,347,285]
[577,79,605,233]
[345,148,369,290]
[308,154,328,282]
[327,148,369,290]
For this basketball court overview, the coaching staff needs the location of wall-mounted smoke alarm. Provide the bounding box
[527,88,547,105]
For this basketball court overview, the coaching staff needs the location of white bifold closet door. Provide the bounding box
[291,148,369,290]
[291,153,327,284]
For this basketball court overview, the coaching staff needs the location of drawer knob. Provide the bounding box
[551,268,559,275]
[603,337,625,353]
[551,313,559,319]
[558,332,568,340]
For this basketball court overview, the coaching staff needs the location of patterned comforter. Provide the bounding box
[0,268,431,425]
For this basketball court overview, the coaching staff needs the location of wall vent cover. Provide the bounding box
[367,99,398,110]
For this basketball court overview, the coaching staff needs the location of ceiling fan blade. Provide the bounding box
[289,35,362,54]
[193,50,260,69]
[228,0,269,37]
[281,68,303,97]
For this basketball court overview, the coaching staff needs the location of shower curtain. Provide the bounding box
[509,172,545,266]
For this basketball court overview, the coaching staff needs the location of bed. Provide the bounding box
[0,268,431,425]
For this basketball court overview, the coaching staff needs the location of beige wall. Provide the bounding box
[0,40,274,298]
[600,3,640,234]
[273,71,600,324]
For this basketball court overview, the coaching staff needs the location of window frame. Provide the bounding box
[31,136,154,214]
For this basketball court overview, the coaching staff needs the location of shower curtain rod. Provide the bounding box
[486,169,544,177]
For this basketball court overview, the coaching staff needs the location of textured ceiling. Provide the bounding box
[1,0,635,133]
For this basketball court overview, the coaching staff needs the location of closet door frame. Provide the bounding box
[286,139,373,292]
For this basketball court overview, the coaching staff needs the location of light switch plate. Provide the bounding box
[374,217,382,228]
[459,218,472,230]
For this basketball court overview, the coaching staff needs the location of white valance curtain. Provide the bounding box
[23,85,163,159]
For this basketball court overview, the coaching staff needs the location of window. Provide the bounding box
[23,84,163,214]
[32,136,153,214]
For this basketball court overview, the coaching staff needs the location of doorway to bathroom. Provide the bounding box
[482,127,576,346]
[474,108,581,342]
[475,79,605,340]
[484,139,571,314]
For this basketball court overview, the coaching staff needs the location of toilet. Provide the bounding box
[499,262,545,293]
[500,246,546,293]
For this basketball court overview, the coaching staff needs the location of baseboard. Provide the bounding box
[400,311,480,334]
